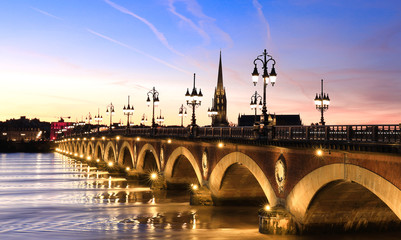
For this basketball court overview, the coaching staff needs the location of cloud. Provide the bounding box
[167,0,210,45]
[87,29,191,74]
[358,21,401,53]
[110,79,149,90]
[31,7,63,21]
[252,0,272,44]
[104,0,184,56]
[167,0,233,48]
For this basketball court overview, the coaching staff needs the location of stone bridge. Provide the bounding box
[56,125,401,233]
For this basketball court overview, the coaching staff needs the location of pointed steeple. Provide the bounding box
[217,51,224,94]
[211,51,228,127]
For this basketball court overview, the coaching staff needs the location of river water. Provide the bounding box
[0,153,400,240]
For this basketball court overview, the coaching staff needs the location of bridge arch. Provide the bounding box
[287,163,401,222]
[79,142,87,156]
[94,141,104,161]
[86,141,95,158]
[76,143,82,155]
[137,143,160,172]
[164,146,203,186]
[104,141,117,163]
[209,152,277,206]
[118,141,135,168]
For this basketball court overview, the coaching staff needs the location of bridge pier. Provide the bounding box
[151,173,167,190]
[259,206,298,235]
[190,185,213,206]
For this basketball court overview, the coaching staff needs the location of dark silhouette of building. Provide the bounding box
[211,52,229,127]
[0,116,50,141]
[238,114,302,126]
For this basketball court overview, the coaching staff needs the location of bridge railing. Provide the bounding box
[197,127,254,139]
[73,124,400,144]
[274,124,400,143]
[155,127,188,137]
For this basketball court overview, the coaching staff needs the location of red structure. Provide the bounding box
[50,121,73,140]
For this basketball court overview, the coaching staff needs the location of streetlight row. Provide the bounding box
[64,49,329,135]
[250,49,330,126]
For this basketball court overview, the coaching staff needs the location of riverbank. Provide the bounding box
[0,140,53,153]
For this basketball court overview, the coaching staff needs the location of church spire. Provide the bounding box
[217,50,224,94]
[211,51,228,127]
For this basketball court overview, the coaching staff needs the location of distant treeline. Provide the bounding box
[0,140,54,153]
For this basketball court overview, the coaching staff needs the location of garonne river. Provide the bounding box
[0,153,400,240]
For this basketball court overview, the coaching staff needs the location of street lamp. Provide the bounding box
[251,49,277,126]
[178,104,187,127]
[250,91,263,124]
[140,114,148,126]
[94,108,103,133]
[106,103,115,132]
[314,79,330,125]
[123,95,135,132]
[156,110,164,126]
[85,113,92,124]
[207,107,217,119]
[78,117,85,126]
[207,98,218,120]
[185,73,203,127]
[146,87,160,128]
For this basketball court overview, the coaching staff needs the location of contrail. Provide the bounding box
[87,29,191,74]
[31,7,63,21]
[252,0,271,43]
[167,0,210,45]
[104,0,184,56]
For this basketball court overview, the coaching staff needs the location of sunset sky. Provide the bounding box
[0,0,400,126]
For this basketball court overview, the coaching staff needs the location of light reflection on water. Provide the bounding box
[0,153,400,240]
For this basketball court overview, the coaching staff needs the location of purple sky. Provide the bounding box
[0,0,400,125]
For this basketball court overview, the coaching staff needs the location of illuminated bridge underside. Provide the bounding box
[57,135,401,233]
[303,180,399,232]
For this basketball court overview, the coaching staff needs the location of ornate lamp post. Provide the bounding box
[178,104,187,127]
[123,96,135,132]
[185,73,203,127]
[78,117,85,126]
[207,104,218,119]
[251,49,277,126]
[156,110,164,126]
[250,91,263,124]
[146,87,160,128]
[94,108,103,133]
[207,97,218,121]
[140,114,148,126]
[106,103,115,132]
[85,113,92,124]
[314,79,330,125]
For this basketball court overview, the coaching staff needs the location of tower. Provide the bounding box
[211,52,229,127]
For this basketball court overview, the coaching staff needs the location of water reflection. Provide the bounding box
[0,153,400,240]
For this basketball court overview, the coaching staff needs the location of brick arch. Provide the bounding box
[66,142,72,152]
[73,142,79,154]
[86,141,95,158]
[75,143,81,155]
[104,141,117,163]
[209,152,278,207]
[164,146,203,186]
[137,143,160,172]
[79,141,87,156]
[287,163,401,222]
[118,141,135,167]
[94,141,105,161]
